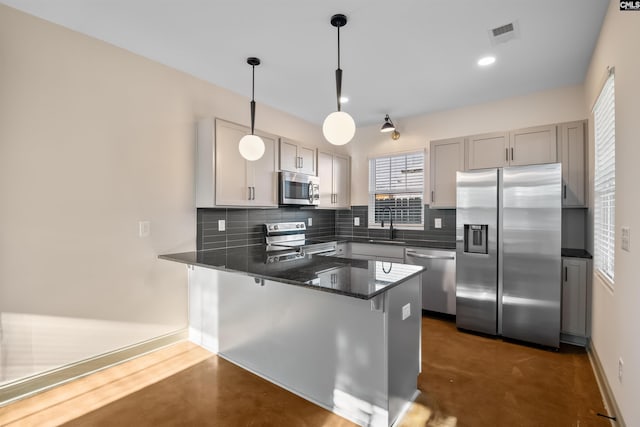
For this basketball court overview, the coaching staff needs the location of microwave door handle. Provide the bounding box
[308,182,314,203]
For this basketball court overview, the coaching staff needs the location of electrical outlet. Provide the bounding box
[138,221,150,238]
[434,218,442,229]
[218,219,226,232]
[619,358,624,382]
[402,303,411,320]
[621,226,630,252]
[354,217,360,226]
[308,218,313,227]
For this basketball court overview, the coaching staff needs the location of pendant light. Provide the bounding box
[322,14,356,146]
[238,57,265,161]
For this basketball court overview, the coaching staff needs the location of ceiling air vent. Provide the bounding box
[488,20,520,46]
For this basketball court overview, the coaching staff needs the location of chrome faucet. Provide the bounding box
[380,207,394,240]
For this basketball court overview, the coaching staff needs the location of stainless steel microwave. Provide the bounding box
[279,171,319,206]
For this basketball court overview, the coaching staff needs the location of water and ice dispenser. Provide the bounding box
[464,224,488,254]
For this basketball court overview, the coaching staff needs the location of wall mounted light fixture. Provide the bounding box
[381,114,400,140]
[238,57,265,161]
[322,14,356,146]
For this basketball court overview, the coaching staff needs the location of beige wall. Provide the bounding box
[347,85,587,205]
[0,4,324,350]
[584,1,640,425]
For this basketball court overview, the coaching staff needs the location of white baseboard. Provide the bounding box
[0,328,188,406]
[588,345,625,427]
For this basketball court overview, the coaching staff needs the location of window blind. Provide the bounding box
[593,71,615,282]
[369,151,424,226]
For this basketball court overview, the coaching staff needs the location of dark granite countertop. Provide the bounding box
[561,248,593,259]
[159,246,424,300]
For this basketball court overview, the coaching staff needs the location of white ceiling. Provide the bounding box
[1,0,609,127]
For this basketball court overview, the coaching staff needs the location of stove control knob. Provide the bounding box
[296,224,301,228]
[273,225,279,230]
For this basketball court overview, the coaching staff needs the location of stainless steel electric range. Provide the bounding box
[263,221,337,263]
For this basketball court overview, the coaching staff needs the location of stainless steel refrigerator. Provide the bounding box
[455,163,561,348]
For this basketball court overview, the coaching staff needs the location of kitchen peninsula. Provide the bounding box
[160,246,423,427]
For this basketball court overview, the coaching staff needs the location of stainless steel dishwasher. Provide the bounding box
[404,248,456,315]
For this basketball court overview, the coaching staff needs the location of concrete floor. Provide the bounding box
[16,315,609,427]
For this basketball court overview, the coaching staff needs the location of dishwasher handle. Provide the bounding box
[405,251,455,260]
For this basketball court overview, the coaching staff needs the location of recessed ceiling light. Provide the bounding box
[477,56,496,67]
[339,96,349,103]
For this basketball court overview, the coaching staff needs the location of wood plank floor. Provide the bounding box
[0,316,610,427]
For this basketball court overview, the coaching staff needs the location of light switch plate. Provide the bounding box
[402,303,411,320]
[621,226,630,251]
[308,218,313,227]
[354,217,360,226]
[218,219,226,232]
[434,218,442,229]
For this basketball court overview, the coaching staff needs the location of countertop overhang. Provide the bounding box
[159,246,424,300]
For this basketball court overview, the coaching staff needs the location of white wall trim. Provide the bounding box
[0,328,188,407]
[589,344,625,427]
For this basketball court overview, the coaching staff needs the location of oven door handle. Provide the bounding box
[304,246,337,256]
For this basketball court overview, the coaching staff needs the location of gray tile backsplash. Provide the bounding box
[198,204,458,250]
[197,207,337,250]
[336,205,457,249]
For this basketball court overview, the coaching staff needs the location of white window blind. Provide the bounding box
[593,71,615,283]
[368,151,424,227]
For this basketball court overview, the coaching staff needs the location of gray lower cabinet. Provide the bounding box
[561,257,589,341]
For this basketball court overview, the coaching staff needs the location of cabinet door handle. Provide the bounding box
[511,147,514,161]
[505,148,509,162]
[252,187,256,200]
[564,266,568,282]
[431,190,434,203]
[563,184,567,199]
[300,157,304,169]
[248,187,252,200]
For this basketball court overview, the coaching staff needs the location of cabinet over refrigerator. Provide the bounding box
[456,163,562,348]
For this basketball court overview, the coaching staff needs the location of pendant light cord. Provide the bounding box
[335,24,342,112]
[337,25,341,70]
[250,63,256,135]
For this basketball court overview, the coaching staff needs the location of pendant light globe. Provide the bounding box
[238,134,265,161]
[323,111,356,146]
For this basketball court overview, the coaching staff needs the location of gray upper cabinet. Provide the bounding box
[196,118,278,208]
[508,124,557,166]
[429,137,465,208]
[466,132,509,170]
[561,257,589,338]
[467,125,557,170]
[279,138,316,176]
[317,150,350,209]
[558,121,587,207]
